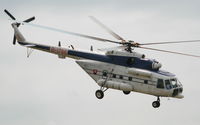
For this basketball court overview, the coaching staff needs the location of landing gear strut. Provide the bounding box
[95,69,113,99]
[152,96,160,108]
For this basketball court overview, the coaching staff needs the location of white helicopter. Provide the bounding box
[5,9,200,108]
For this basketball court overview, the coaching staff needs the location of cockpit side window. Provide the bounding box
[157,79,164,89]
[165,80,172,89]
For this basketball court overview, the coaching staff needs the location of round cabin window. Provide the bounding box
[127,57,134,65]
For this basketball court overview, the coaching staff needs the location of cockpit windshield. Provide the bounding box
[171,79,178,88]
[164,78,182,89]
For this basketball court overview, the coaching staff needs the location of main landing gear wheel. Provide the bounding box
[152,96,160,108]
[152,101,160,108]
[123,91,131,95]
[95,90,104,99]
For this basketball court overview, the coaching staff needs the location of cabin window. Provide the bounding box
[165,80,172,89]
[128,77,132,81]
[127,57,134,65]
[102,71,107,77]
[112,74,116,78]
[144,80,148,84]
[119,75,123,79]
[157,79,164,89]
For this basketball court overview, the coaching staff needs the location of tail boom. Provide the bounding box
[11,23,104,60]
[12,23,72,59]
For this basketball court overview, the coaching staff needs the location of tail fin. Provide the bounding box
[12,23,26,42]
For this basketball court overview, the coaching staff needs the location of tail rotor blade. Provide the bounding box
[13,35,16,45]
[4,9,16,20]
[4,9,17,45]
[23,16,35,23]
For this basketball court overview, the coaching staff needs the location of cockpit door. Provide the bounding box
[156,79,172,97]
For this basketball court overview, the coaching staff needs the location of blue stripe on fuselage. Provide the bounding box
[68,50,175,77]
[68,50,153,70]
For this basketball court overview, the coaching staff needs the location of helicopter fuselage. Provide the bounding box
[67,49,184,99]
[18,38,184,99]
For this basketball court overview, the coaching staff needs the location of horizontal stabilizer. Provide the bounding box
[24,44,36,47]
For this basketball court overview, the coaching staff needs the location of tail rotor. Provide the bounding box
[4,9,35,45]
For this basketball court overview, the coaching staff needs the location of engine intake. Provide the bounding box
[152,61,162,70]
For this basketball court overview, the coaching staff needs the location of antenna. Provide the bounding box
[90,45,93,51]
[58,41,61,47]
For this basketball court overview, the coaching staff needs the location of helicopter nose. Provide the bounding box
[179,87,183,93]
[173,87,184,98]
[175,93,184,99]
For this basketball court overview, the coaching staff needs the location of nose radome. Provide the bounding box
[172,87,183,98]
[174,87,184,99]
[176,94,184,99]
[179,87,183,93]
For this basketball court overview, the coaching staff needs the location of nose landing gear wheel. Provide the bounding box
[95,90,104,99]
[152,101,160,108]
[152,96,160,108]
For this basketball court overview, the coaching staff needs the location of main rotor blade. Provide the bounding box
[89,16,126,42]
[139,40,200,46]
[4,9,16,20]
[138,46,200,58]
[18,21,121,44]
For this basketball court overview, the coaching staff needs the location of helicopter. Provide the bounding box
[4,9,200,108]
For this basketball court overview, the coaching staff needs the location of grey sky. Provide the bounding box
[1,0,200,125]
